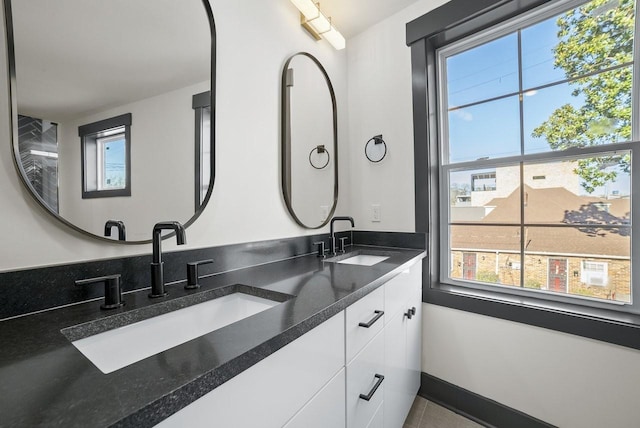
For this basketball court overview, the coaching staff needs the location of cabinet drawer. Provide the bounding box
[346,330,385,428]
[384,262,421,321]
[346,286,384,363]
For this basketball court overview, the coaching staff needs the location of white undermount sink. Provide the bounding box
[71,292,281,374]
[336,254,389,266]
[323,250,392,266]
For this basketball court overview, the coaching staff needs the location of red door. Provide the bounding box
[548,258,567,293]
[463,253,477,280]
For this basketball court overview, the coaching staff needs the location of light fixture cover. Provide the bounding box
[323,27,346,50]
[290,0,346,50]
[290,0,319,19]
[307,14,332,34]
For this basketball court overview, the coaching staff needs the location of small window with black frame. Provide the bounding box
[79,113,131,199]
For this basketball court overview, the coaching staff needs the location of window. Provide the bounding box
[79,114,131,199]
[193,91,212,210]
[17,115,59,212]
[471,172,496,191]
[435,0,637,313]
[581,261,609,286]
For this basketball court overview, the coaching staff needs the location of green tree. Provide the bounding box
[532,0,634,193]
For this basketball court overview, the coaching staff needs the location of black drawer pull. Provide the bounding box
[358,310,384,328]
[359,374,384,401]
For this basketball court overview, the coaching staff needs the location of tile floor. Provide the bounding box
[403,395,484,428]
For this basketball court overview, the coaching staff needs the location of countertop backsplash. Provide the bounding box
[0,231,425,320]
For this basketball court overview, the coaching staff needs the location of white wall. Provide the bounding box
[0,0,350,271]
[346,0,450,232]
[423,305,640,427]
[346,1,640,427]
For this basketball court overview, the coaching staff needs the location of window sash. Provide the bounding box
[437,0,640,166]
[434,0,640,314]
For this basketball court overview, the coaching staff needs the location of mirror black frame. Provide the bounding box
[3,0,216,244]
[281,52,338,229]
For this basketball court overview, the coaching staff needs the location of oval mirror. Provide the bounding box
[4,0,215,243]
[281,53,338,229]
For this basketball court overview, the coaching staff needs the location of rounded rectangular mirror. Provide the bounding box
[4,0,215,243]
[281,52,338,229]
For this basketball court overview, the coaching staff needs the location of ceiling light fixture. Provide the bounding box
[290,0,346,50]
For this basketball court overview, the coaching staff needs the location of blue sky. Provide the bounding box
[104,138,126,185]
[445,10,632,198]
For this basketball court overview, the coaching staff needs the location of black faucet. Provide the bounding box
[149,221,186,298]
[104,220,126,241]
[330,216,355,255]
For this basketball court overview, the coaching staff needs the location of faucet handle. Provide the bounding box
[75,274,124,310]
[313,241,327,258]
[338,237,349,253]
[185,259,214,290]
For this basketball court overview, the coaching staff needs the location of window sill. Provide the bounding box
[423,276,640,351]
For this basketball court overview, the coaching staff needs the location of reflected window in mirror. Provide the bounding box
[79,113,132,199]
[193,91,211,209]
[17,115,59,212]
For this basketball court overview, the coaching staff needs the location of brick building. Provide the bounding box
[449,164,631,303]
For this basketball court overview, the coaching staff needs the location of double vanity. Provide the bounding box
[1,1,424,426]
[0,240,425,428]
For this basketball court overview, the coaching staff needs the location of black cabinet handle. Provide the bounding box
[359,310,384,328]
[359,374,384,401]
[404,307,417,319]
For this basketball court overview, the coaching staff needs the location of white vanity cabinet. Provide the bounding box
[155,259,423,428]
[345,260,422,428]
[156,312,345,428]
[347,330,385,428]
[367,402,385,428]
[383,262,422,428]
[283,368,346,428]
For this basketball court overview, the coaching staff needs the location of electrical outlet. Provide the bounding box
[372,204,381,222]
[321,205,329,221]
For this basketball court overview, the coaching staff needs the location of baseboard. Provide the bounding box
[419,373,556,428]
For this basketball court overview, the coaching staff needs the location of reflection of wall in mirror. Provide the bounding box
[56,81,209,241]
[289,57,335,227]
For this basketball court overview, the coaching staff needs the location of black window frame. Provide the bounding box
[78,113,132,199]
[407,0,640,350]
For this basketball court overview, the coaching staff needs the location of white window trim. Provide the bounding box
[434,0,639,314]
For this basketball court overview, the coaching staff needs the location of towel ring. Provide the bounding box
[309,145,330,169]
[365,135,387,163]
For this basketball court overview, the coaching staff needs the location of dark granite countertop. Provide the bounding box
[0,245,425,428]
